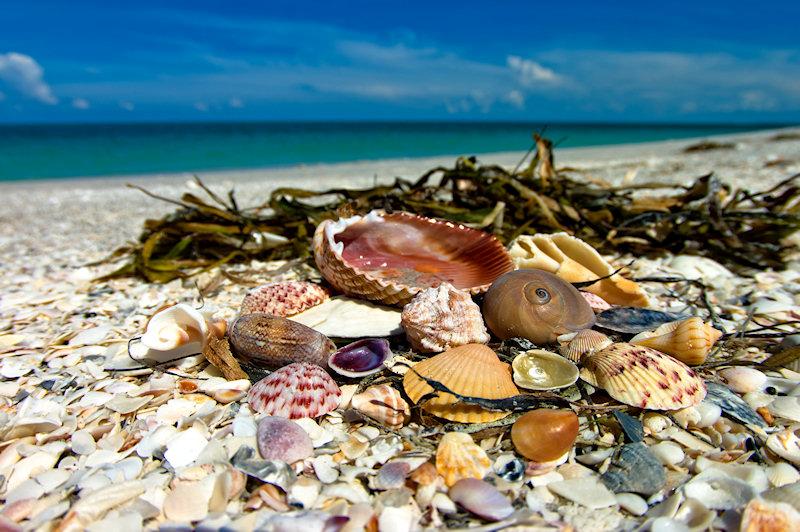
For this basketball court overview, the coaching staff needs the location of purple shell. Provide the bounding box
[256,416,314,464]
[328,339,392,378]
[248,363,341,419]
[449,478,514,521]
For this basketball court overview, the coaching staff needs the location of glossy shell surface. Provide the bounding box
[313,210,513,306]
[248,363,341,419]
[240,281,329,317]
[511,409,579,462]
[630,317,722,366]
[141,303,209,351]
[401,282,489,353]
[435,432,491,487]
[350,384,410,429]
[402,344,519,423]
[328,338,392,378]
[482,269,596,344]
[511,349,579,390]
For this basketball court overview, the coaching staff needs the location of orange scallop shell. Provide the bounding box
[435,432,491,487]
[402,343,519,423]
[313,211,514,306]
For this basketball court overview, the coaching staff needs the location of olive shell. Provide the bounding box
[229,313,336,369]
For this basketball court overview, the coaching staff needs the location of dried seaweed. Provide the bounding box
[99,139,800,283]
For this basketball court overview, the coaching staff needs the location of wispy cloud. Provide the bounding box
[507,56,562,85]
[71,97,89,109]
[0,52,58,104]
[119,101,135,111]
[194,102,209,112]
[229,97,244,108]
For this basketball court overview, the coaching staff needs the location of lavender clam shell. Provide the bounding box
[449,478,514,521]
[328,338,392,378]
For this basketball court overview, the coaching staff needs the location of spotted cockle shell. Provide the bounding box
[558,329,613,363]
[435,432,491,487]
[580,343,707,410]
[508,233,649,307]
[350,385,410,430]
[401,283,489,353]
[248,363,341,419]
[313,210,514,306]
[403,344,519,423]
[240,281,329,317]
[141,303,224,352]
[630,317,722,365]
[511,350,579,390]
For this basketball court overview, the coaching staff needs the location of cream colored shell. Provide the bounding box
[511,349,579,390]
[350,384,410,430]
[630,317,722,366]
[435,432,491,487]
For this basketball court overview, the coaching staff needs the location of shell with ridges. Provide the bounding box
[401,283,489,353]
[511,350,579,390]
[240,281,329,317]
[248,363,341,419]
[313,210,514,306]
[581,343,707,410]
[630,317,722,365]
[558,329,613,363]
[350,385,410,429]
[402,344,519,423]
[435,432,491,487]
[740,498,800,532]
[508,232,649,307]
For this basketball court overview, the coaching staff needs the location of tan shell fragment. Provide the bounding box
[401,283,489,353]
[435,432,491,487]
[402,344,519,423]
[508,232,649,307]
[581,343,707,410]
[630,317,722,366]
[351,385,410,430]
[558,329,613,363]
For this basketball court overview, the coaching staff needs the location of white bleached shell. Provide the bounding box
[630,317,721,366]
[768,396,800,422]
[350,385,410,430]
[141,304,209,351]
[766,425,800,465]
[163,426,209,469]
[718,367,767,394]
[289,296,402,338]
[650,442,685,466]
[400,283,489,352]
[547,476,618,509]
[682,469,758,510]
[762,482,800,512]
[511,349,579,390]
[766,463,800,488]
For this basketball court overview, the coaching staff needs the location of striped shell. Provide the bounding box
[402,344,519,423]
[350,384,410,430]
[436,432,491,487]
[248,363,341,419]
[581,343,706,410]
[630,317,722,366]
[508,233,649,307]
[313,210,514,306]
[240,281,329,317]
[401,283,489,353]
[558,329,613,363]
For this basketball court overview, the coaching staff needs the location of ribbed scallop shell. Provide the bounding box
[313,210,514,306]
[508,233,649,307]
[435,432,491,487]
[248,363,341,419]
[240,281,329,317]
[581,343,706,410]
[401,283,489,353]
[350,384,410,429]
[558,329,613,363]
[402,344,519,423]
[630,317,722,366]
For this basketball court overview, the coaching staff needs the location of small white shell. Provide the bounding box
[649,442,685,466]
[141,304,209,351]
[766,426,800,465]
[766,462,800,488]
[718,367,767,394]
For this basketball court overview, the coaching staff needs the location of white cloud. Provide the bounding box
[72,97,90,109]
[507,55,561,85]
[229,97,243,108]
[0,52,58,104]
[119,101,135,111]
[194,101,209,111]
[504,90,525,109]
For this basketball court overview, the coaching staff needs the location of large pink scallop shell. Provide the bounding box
[248,363,341,419]
[241,281,329,317]
[313,211,514,306]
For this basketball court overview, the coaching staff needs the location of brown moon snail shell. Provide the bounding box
[482,269,596,344]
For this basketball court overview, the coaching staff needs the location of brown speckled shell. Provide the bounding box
[630,317,722,366]
[229,313,336,369]
[313,211,514,306]
[240,282,329,317]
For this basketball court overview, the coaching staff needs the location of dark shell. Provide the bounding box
[613,411,644,443]
[595,307,684,334]
[229,313,336,369]
[328,338,392,378]
[483,269,596,344]
[601,442,666,496]
[256,416,314,464]
[705,382,767,427]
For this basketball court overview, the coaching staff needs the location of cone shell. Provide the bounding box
[350,384,410,430]
[508,233,649,307]
[581,343,707,410]
[313,210,514,306]
[248,363,341,419]
[630,317,722,366]
[558,329,613,363]
[401,283,489,353]
[240,281,329,317]
[402,344,519,423]
[435,432,491,487]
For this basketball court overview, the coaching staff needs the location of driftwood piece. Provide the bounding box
[203,336,249,381]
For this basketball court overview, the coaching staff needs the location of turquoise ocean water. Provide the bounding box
[0,122,785,181]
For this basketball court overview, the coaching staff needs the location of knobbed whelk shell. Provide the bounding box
[630,317,722,365]
[248,363,341,419]
[511,350,579,390]
[436,432,491,487]
[483,269,595,344]
[402,344,519,423]
[350,385,410,429]
[511,409,579,462]
[229,313,336,369]
[240,281,329,317]
[508,232,649,307]
[401,283,489,352]
[581,343,707,410]
[313,210,514,306]
[558,329,613,363]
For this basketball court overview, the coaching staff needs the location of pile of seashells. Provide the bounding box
[2,208,800,531]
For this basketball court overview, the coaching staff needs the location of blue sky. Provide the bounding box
[1,1,798,123]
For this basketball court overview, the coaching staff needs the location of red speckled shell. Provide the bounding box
[248,363,341,419]
[240,281,329,317]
